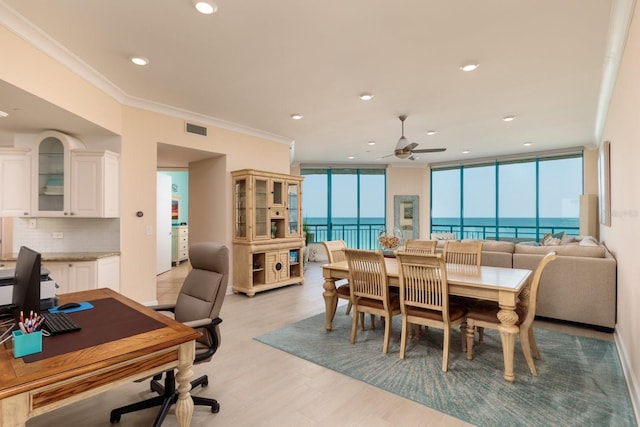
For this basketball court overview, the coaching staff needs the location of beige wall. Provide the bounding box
[386,166,430,239]
[600,1,640,413]
[119,108,291,302]
[0,26,122,135]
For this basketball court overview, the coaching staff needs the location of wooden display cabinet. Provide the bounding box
[231,169,304,296]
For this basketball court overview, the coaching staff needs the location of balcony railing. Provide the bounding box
[430,223,579,242]
[305,221,579,247]
[305,223,384,249]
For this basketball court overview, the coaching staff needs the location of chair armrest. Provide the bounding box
[150,304,176,313]
[194,317,223,363]
[183,318,213,329]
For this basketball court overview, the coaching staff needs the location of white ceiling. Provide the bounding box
[0,0,624,166]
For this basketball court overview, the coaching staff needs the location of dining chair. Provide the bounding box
[321,240,352,315]
[396,252,466,371]
[344,249,401,353]
[442,240,483,266]
[403,239,438,254]
[465,251,557,376]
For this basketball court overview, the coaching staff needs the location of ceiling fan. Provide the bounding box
[386,115,446,160]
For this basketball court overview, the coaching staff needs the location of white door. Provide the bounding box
[156,173,172,274]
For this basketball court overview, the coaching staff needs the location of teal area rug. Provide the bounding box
[255,310,637,427]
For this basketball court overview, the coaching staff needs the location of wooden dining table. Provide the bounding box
[322,258,533,382]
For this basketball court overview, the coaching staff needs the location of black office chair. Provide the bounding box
[110,242,229,426]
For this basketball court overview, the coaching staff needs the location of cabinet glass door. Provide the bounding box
[234,178,247,239]
[287,182,299,235]
[38,136,65,213]
[272,179,284,206]
[254,178,269,239]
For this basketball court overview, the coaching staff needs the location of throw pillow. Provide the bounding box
[541,233,561,246]
[552,231,565,240]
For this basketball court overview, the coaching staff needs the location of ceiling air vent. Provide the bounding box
[185,122,207,136]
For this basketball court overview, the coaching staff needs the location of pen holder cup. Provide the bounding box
[12,330,43,358]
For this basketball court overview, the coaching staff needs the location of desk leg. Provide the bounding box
[175,341,195,427]
[323,277,338,331]
[0,394,28,426]
[497,305,519,382]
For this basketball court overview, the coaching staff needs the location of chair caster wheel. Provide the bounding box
[212,402,220,413]
[110,414,121,423]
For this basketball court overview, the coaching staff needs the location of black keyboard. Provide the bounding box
[41,312,81,335]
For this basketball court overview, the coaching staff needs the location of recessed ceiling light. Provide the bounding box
[129,56,149,66]
[426,130,437,136]
[193,1,218,14]
[0,110,8,118]
[462,150,470,154]
[502,115,516,122]
[460,63,479,72]
[524,142,533,146]
[359,93,374,101]
[290,114,303,120]
[367,141,376,146]
[348,156,355,160]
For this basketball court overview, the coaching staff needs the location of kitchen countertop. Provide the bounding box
[0,252,120,262]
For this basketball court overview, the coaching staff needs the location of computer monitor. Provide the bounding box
[12,246,41,319]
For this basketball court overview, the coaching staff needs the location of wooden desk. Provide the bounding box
[0,288,201,427]
[322,259,532,382]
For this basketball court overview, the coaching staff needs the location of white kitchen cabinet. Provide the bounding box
[44,261,96,294]
[71,150,120,217]
[32,130,85,217]
[97,255,120,291]
[0,148,31,216]
[31,130,120,218]
[45,256,120,295]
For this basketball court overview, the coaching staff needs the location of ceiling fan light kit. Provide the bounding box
[390,115,446,160]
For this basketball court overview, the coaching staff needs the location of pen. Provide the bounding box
[20,311,24,324]
[19,322,27,333]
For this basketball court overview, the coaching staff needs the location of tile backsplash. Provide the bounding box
[13,218,120,253]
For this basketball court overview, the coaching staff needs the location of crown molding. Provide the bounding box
[594,0,637,144]
[0,1,292,146]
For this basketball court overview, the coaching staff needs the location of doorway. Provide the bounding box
[155,143,224,289]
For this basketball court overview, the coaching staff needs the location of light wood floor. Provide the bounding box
[28,262,613,427]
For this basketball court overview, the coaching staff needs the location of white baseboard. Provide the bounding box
[615,329,639,423]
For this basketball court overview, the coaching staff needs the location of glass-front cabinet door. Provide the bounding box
[271,178,285,207]
[37,136,66,214]
[254,177,269,239]
[33,130,84,216]
[287,181,300,237]
[234,178,247,239]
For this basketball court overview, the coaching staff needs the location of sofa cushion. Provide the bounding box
[579,236,599,247]
[462,239,515,253]
[514,242,606,258]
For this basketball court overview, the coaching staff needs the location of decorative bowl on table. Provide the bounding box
[377,227,402,251]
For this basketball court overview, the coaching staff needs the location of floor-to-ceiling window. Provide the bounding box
[301,168,385,249]
[431,152,582,241]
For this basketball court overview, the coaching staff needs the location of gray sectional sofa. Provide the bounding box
[462,239,617,331]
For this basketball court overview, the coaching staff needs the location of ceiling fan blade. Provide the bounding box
[405,142,419,151]
[380,153,395,158]
[412,148,447,153]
